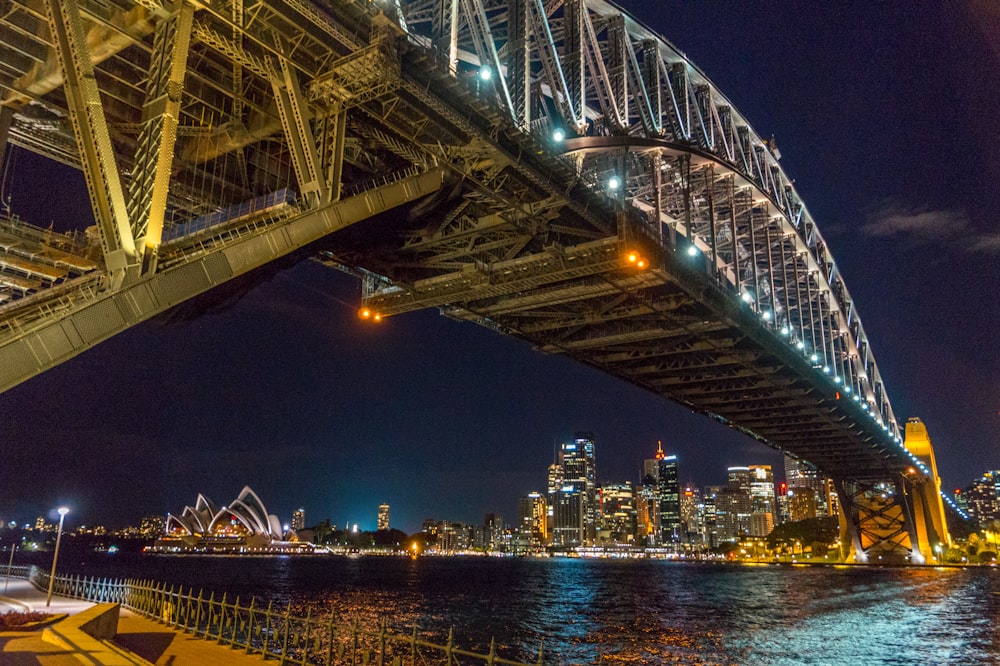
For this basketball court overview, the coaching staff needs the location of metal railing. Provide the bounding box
[8,566,544,666]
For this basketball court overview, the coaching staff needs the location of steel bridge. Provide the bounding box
[0,0,960,562]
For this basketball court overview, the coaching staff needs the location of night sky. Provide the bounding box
[1,3,998,533]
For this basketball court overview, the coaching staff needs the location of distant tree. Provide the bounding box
[766,517,839,551]
[979,551,996,563]
[373,529,409,548]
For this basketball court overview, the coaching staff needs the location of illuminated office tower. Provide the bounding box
[518,493,547,546]
[377,503,390,531]
[551,484,584,547]
[748,465,776,536]
[656,450,680,544]
[291,508,305,531]
[680,485,701,544]
[964,471,1000,526]
[784,455,832,517]
[484,513,504,550]
[597,483,636,545]
[561,433,597,544]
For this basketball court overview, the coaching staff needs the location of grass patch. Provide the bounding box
[0,610,55,629]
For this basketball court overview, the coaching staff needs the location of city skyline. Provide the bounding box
[1,3,998,531]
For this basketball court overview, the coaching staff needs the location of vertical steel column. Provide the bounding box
[763,215,778,328]
[791,248,806,345]
[727,175,740,289]
[778,233,793,334]
[271,55,327,207]
[747,202,760,311]
[563,0,585,130]
[607,16,628,127]
[706,167,718,279]
[431,0,459,75]
[127,2,194,272]
[46,0,137,281]
[506,0,530,129]
[804,270,817,356]
[0,106,13,167]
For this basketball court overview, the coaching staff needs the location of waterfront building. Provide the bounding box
[292,508,305,531]
[158,486,309,552]
[788,487,818,522]
[657,450,681,545]
[484,513,504,551]
[715,485,751,542]
[561,433,598,543]
[597,482,636,545]
[518,494,547,546]
[702,485,723,548]
[748,465,777,536]
[377,504,390,531]
[34,516,46,531]
[785,455,839,518]
[436,521,470,552]
[635,482,657,545]
[551,484,584,547]
[963,471,1000,526]
[680,485,702,545]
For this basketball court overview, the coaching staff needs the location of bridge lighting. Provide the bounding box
[761,310,772,321]
[781,326,790,336]
[608,176,621,190]
[686,245,699,257]
[810,353,819,362]
[479,65,493,81]
[373,313,382,322]
[552,128,566,143]
[358,307,372,320]
[627,251,639,263]
[822,366,831,373]
[741,291,753,304]
[795,340,804,350]
[852,394,860,402]
[844,385,851,393]
[834,375,841,383]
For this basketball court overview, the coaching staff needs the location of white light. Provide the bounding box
[796,341,805,350]
[552,128,566,142]
[781,326,790,336]
[479,66,492,81]
[57,507,69,517]
[823,366,831,373]
[844,386,852,394]
[761,310,772,321]
[834,375,841,383]
[687,245,699,256]
[741,292,753,303]
[608,176,621,190]
[810,353,819,362]
[853,394,860,401]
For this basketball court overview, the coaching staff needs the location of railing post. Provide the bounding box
[536,639,544,666]
[279,602,291,665]
[245,597,256,654]
[262,600,274,659]
[377,617,386,666]
[218,593,228,643]
[325,614,336,666]
[301,608,311,666]
[194,590,204,638]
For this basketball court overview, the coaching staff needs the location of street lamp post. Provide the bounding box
[45,507,69,607]
[4,541,16,594]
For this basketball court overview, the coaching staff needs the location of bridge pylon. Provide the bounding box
[834,417,950,564]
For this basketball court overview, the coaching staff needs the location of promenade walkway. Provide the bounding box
[0,576,267,665]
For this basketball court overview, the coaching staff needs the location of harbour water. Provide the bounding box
[13,551,1000,664]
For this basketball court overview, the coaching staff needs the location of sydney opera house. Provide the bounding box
[152,486,312,553]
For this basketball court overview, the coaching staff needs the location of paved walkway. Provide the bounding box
[0,577,268,665]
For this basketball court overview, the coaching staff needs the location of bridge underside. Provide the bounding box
[0,0,959,562]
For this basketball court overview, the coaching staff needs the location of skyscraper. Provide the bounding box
[597,482,636,545]
[656,444,680,545]
[560,433,598,544]
[377,503,390,531]
[518,493,547,546]
[748,465,776,536]
[291,508,305,531]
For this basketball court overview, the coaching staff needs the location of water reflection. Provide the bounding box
[21,551,1000,665]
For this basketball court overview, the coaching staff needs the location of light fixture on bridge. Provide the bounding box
[625,251,649,270]
[552,128,566,143]
[852,394,860,402]
[761,310,772,321]
[833,375,841,383]
[686,245,699,257]
[479,65,493,81]
[359,307,372,320]
[810,353,819,363]
[780,326,790,336]
[741,291,753,304]
[843,385,851,393]
[795,340,805,350]
[608,176,621,190]
[822,366,831,374]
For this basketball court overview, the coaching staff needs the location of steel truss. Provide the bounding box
[0,0,958,560]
